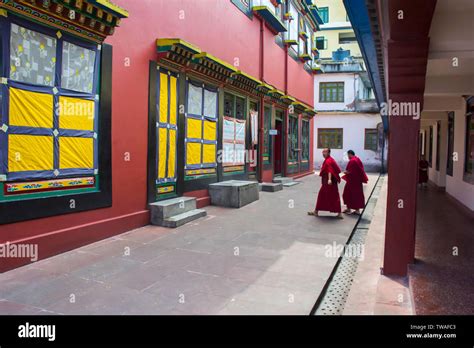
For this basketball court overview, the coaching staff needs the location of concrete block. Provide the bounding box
[273,177,294,184]
[260,182,283,192]
[209,180,259,208]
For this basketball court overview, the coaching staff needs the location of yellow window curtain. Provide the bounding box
[9,88,54,128]
[58,96,95,131]
[8,135,54,172]
[159,72,169,124]
[59,137,94,169]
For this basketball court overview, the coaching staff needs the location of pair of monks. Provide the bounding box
[308,148,368,219]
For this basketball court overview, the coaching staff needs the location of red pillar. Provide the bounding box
[382,0,436,275]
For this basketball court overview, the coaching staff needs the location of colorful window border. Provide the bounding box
[0,14,100,187]
[184,79,218,173]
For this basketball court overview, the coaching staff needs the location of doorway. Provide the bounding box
[274,119,283,175]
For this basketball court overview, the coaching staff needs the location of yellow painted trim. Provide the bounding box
[269,89,285,96]
[231,71,262,85]
[193,52,238,72]
[95,0,129,18]
[0,8,7,17]
[156,38,202,53]
[257,83,273,90]
[282,95,296,102]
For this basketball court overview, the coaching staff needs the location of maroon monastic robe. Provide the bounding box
[316,156,342,213]
[342,156,368,210]
[418,159,429,183]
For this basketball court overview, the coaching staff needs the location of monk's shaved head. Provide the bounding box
[322,148,331,158]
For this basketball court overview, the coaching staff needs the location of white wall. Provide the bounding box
[313,113,382,172]
[421,100,474,212]
[314,72,357,112]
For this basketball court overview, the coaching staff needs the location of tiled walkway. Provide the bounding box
[410,186,474,315]
[0,174,377,315]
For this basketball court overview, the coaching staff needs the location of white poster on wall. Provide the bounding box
[250,110,258,145]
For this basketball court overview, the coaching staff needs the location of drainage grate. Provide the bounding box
[314,176,384,315]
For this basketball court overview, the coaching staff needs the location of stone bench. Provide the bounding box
[209,180,259,208]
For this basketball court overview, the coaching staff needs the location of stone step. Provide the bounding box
[273,177,294,184]
[209,180,259,208]
[149,196,196,223]
[283,181,300,187]
[260,182,283,192]
[160,209,207,228]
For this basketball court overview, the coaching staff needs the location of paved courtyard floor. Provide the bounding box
[0,173,378,315]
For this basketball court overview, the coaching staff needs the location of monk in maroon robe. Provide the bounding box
[418,155,429,188]
[342,150,368,215]
[308,148,342,218]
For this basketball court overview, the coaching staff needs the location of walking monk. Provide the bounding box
[308,148,343,218]
[342,150,368,215]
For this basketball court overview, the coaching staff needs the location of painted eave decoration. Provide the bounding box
[291,101,306,113]
[252,5,287,34]
[256,82,273,94]
[155,38,309,112]
[296,0,321,31]
[298,53,312,62]
[304,107,317,117]
[156,38,202,70]
[231,70,263,95]
[283,39,298,46]
[281,95,296,104]
[0,0,128,43]
[269,88,285,98]
[191,52,238,82]
[299,31,309,39]
[311,64,323,74]
[311,47,319,58]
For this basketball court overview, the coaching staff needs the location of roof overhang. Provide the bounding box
[343,0,388,131]
[0,0,128,43]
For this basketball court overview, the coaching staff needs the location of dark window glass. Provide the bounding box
[447,111,455,176]
[320,82,344,103]
[364,129,378,151]
[318,128,343,149]
[429,125,433,167]
[301,119,310,160]
[318,7,329,23]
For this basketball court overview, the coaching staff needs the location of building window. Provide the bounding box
[318,128,343,149]
[223,93,246,168]
[436,121,441,171]
[301,119,310,160]
[465,101,473,175]
[288,115,299,162]
[231,0,253,18]
[319,82,344,103]
[287,1,298,48]
[185,81,218,175]
[339,32,357,44]
[364,129,378,151]
[315,36,327,50]
[447,111,455,176]
[429,125,433,167]
[1,19,100,198]
[318,6,329,23]
[298,16,309,56]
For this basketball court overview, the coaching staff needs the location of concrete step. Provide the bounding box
[149,196,196,224]
[260,182,283,192]
[161,209,207,228]
[283,181,300,187]
[273,177,294,184]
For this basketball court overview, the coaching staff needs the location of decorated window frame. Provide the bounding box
[0,13,111,224]
[184,79,218,180]
[223,92,247,173]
